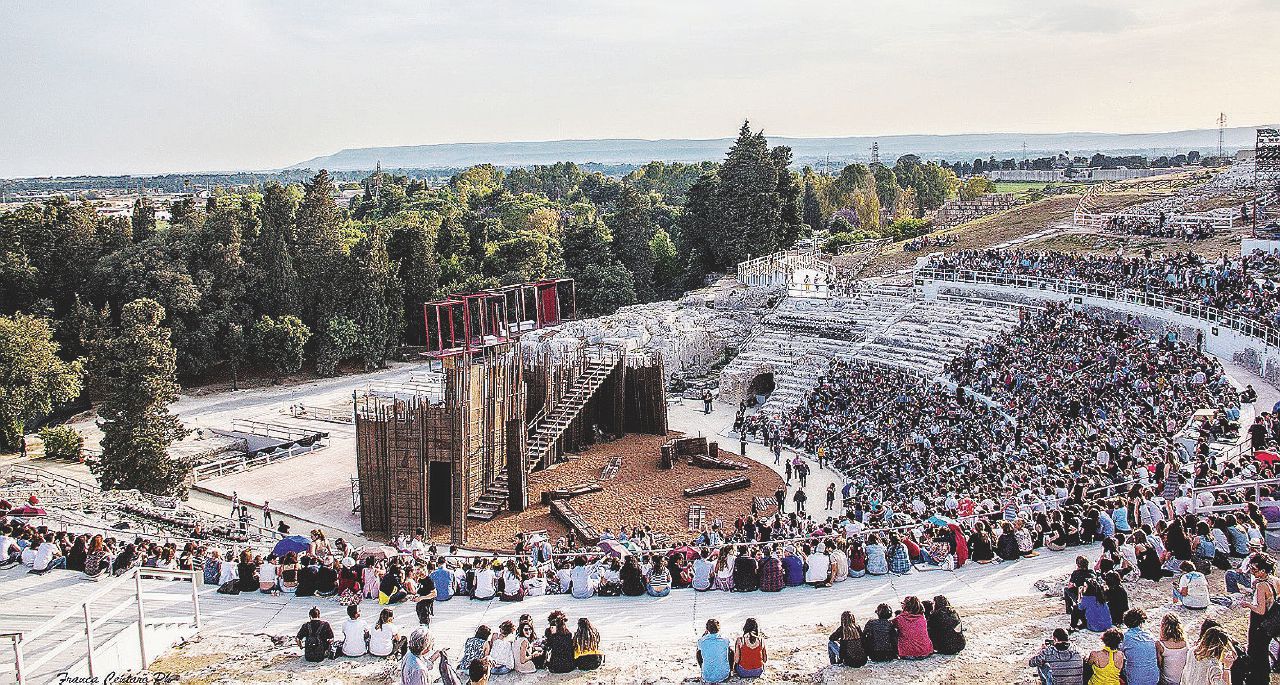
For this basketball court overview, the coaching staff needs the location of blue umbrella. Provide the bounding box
[272,535,310,556]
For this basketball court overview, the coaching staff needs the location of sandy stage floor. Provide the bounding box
[464,431,785,550]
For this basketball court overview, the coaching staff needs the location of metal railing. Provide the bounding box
[915,268,1280,350]
[2,567,200,685]
[1189,477,1280,515]
[192,439,328,481]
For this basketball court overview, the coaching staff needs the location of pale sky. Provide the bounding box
[1,0,1277,177]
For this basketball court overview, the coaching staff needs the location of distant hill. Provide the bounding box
[289,126,1273,171]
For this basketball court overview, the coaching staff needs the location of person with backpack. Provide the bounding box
[295,606,335,662]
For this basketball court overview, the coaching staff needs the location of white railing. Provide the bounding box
[915,268,1280,350]
[1190,477,1280,515]
[1073,209,1235,231]
[736,249,835,287]
[2,567,201,685]
[192,440,327,481]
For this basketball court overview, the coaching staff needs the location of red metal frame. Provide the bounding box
[421,278,576,359]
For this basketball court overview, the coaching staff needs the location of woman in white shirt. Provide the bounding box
[472,563,498,600]
[217,551,238,587]
[259,554,279,594]
[368,608,403,658]
[488,620,518,675]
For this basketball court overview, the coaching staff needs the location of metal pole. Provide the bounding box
[83,604,96,678]
[191,573,201,629]
[135,572,148,668]
[12,634,25,685]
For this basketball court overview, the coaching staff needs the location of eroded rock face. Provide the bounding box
[519,283,779,384]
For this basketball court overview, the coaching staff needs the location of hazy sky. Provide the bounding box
[2,0,1277,177]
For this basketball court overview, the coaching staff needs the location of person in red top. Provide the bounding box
[734,618,768,678]
[957,495,975,518]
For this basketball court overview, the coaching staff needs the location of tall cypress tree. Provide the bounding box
[252,181,299,317]
[345,225,404,369]
[294,170,345,325]
[131,195,157,243]
[715,122,783,266]
[92,298,190,496]
[608,184,657,302]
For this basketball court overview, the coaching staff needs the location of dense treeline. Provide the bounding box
[0,122,969,387]
[0,121,977,493]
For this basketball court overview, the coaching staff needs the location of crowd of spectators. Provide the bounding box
[927,248,1280,332]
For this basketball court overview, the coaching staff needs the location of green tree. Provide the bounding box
[959,176,997,200]
[131,195,158,242]
[38,425,83,461]
[608,184,657,302]
[649,228,682,299]
[315,315,358,377]
[576,262,637,316]
[716,122,784,264]
[0,313,84,451]
[250,181,300,317]
[294,170,346,325]
[387,211,442,345]
[91,298,190,495]
[252,314,311,381]
[344,226,403,369]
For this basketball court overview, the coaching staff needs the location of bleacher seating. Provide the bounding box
[719,286,1020,412]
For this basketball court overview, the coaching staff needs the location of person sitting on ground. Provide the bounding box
[83,535,111,580]
[829,610,867,668]
[758,546,784,592]
[647,556,672,597]
[1103,572,1129,629]
[296,606,335,663]
[28,535,65,573]
[733,546,760,592]
[1028,628,1084,685]
[488,620,517,675]
[1181,625,1235,684]
[1079,578,1112,632]
[544,613,575,674]
[696,619,734,684]
[1155,613,1188,685]
[734,618,767,678]
[400,627,443,685]
[573,617,604,671]
[1086,628,1126,685]
[1120,609,1159,685]
[805,543,833,587]
[340,604,370,657]
[1173,561,1210,610]
[570,556,600,598]
[513,620,542,674]
[467,657,490,685]
[472,560,498,601]
[862,603,899,663]
[894,595,934,659]
[926,595,965,655]
[368,608,404,659]
[620,555,647,597]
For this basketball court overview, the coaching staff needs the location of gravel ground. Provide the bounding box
[465,431,785,550]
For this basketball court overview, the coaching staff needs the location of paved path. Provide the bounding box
[0,543,1082,681]
[667,400,847,520]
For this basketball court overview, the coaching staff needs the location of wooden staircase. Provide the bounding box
[465,352,622,522]
[466,471,510,522]
[527,357,620,471]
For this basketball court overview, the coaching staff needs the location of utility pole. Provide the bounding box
[870,141,880,166]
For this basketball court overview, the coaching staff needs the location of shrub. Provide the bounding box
[39,425,84,461]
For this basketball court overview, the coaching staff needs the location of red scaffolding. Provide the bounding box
[422,278,575,358]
